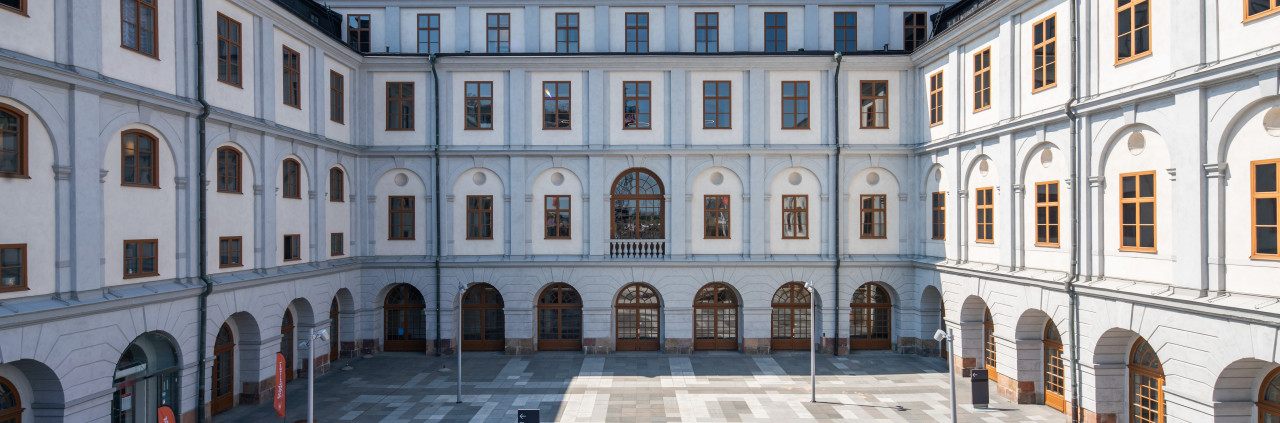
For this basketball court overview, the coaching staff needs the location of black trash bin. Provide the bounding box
[970,368,990,408]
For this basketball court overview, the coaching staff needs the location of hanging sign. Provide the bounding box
[157,405,176,423]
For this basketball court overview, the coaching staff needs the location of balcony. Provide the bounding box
[609,240,666,259]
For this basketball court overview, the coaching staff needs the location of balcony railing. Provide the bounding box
[609,240,666,259]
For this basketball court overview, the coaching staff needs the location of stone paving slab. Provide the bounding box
[216,351,1063,422]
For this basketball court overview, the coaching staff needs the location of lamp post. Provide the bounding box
[804,281,816,403]
[303,327,330,423]
[933,328,957,423]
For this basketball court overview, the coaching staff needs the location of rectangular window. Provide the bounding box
[0,104,25,177]
[216,14,242,87]
[702,81,731,129]
[1119,171,1157,252]
[764,12,787,52]
[346,14,371,53]
[466,195,494,240]
[121,0,158,57]
[486,13,510,53]
[329,168,344,202]
[1115,0,1151,64]
[625,12,649,53]
[975,187,994,243]
[1032,15,1058,92]
[1253,159,1280,259]
[542,81,571,129]
[973,48,992,112]
[928,71,944,126]
[386,82,414,131]
[703,195,730,239]
[555,13,579,53]
[282,47,301,108]
[120,131,158,187]
[1035,181,1061,247]
[0,0,25,15]
[781,195,809,239]
[330,233,344,257]
[464,81,494,130]
[860,194,887,239]
[859,80,889,129]
[1246,0,1280,20]
[123,239,159,278]
[544,195,571,239]
[622,81,651,129]
[834,12,857,52]
[0,244,27,292]
[781,81,810,129]
[282,159,300,199]
[282,234,300,261]
[218,236,242,268]
[695,12,719,53]
[932,192,946,240]
[417,14,440,54]
[904,12,928,52]
[329,71,344,124]
[388,196,415,240]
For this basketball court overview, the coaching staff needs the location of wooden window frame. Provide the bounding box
[0,104,29,178]
[1035,181,1061,248]
[385,82,415,131]
[218,236,243,268]
[1119,171,1157,253]
[215,146,241,194]
[702,81,731,129]
[859,194,888,239]
[624,12,649,53]
[610,168,666,240]
[329,71,344,124]
[1115,0,1153,65]
[464,81,494,130]
[833,12,858,52]
[120,130,159,188]
[1260,367,1280,420]
[983,310,998,380]
[622,81,651,130]
[330,233,344,257]
[1251,159,1280,260]
[486,13,511,53]
[0,244,28,293]
[388,195,416,240]
[121,0,159,59]
[281,46,301,109]
[903,11,928,52]
[1244,0,1280,21]
[346,14,371,53]
[123,239,159,278]
[764,12,788,52]
[544,195,571,240]
[859,80,889,129]
[1043,321,1067,413]
[928,71,944,126]
[542,81,572,130]
[850,282,893,350]
[0,0,26,16]
[216,13,243,88]
[781,194,810,240]
[694,12,719,53]
[780,81,810,130]
[466,195,494,240]
[975,187,995,244]
[281,159,301,199]
[703,194,731,240]
[328,167,344,202]
[416,14,441,54]
[555,12,579,53]
[1127,339,1165,423]
[282,234,301,262]
[973,47,992,112]
[1031,14,1058,93]
[932,191,946,240]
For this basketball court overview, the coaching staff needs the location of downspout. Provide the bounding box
[429,54,443,356]
[193,1,213,421]
[1066,1,1083,422]
[831,52,843,356]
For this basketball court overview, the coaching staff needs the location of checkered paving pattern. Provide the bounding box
[217,351,1063,422]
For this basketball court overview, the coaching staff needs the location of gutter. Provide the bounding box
[1066,1,1084,421]
[831,52,843,355]
[193,0,214,421]
[429,54,443,356]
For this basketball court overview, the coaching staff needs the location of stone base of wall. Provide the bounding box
[339,341,358,358]
[742,338,770,354]
[664,338,693,354]
[1081,407,1116,423]
[240,380,262,404]
[954,356,976,377]
[256,376,275,405]
[505,338,534,355]
[583,337,612,354]
[823,337,849,355]
[994,373,1034,403]
[359,339,379,356]
[432,338,456,355]
[897,337,945,357]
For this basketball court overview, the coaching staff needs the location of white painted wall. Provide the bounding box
[0,1,54,62]
[273,29,311,134]
[844,70,903,145]
[275,156,310,265]
[1218,3,1280,60]
[688,166,743,255]
[1092,0,1172,94]
[324,165,350,258]
[846,167,900,255]
[1020,141,1070,272]
[528,71,585,146]
[607,71,665,145]
[451,168,504,256]
[399,8,457,53]
[323,58,351,144]
[677,6,735,52]
[204,0,256,118]
[609,7,665,52]
[371,72,428,146]
[469,8,526,53]
[374,169,426,256]
[1222,104,1280,298]
[767,70,823,145]
[688,71,744,145]
[887,6,937,51]
[1017,1,1071,116]
[1098,128,1172,284]
[922,162,951,258]
[923,58,952,141]
[100,0,178,94]
[962,31,1000,129]
[539,7,596,53]
[0,364,35,423]
[103,125,176,286]
[817,6,875,51]
[334,8,386,53]
[965,154,1001,265]
[0,100,54,300]
[205,143,255,274]
[450,71,506,147]
[529,168,583,255]
[748,6,804,52]
[768,167,821,255]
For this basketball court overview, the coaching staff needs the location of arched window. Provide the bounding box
[329,297,340,359]
[211,323,235,414]
[537,283,583,351]
[282,159,301,199]
[615,283,660,351]
[610,168,665,239]
[850,282,892,350]
[329,167,344,202]
[770,282,811,351]
[984,309,997,378]
[0,376,22,423]
[462,283,505,351]
[1043,320,1065,413]
[1128,338,1163,423]
[280,309,295,382]
[121,130,158,187]
[693,282,738,351]
[0,105,27,177]
[383,284,425,352]
[215,147,241,193]
[1260,367,1280,422]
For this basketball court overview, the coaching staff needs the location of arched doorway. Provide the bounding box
[537,283,583,351]
[462,283,505,351]
[1260,367,1280,422]
[0,376,22,423]
[615,283,660,351]
[329,297,340,360]
[693,282,738,351]
[849,282,892,350]
[211,323,236,415]
[1128,338,1164,423]
[112,332,180,423]
[1043,320,1065,413]
[384,284,426,352]
[984,309,996,379]
[770,282,811,351]
[280,309,295,382]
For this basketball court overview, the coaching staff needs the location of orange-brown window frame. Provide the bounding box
[622,81,651,130]
[859,194,887,239]
[781,194,809,240]
[1128,338,1165,423]
[0,243,28,293]
[764,12,788,52]
[385,82,415,131]
[216,13,243,88]
[1259,367,1280,421]
[123,239,159,278]
[218,236,243,268]
[859,80,889,129]
[703,194,730,240]
[625,12,650,53]
[931,191,946,240]
[486,13,511,53]
[388,195,416,240]
[903,12,928,52]
[544,195,571,240]
[346,14,371,53]
[1032,14,1058,93]
[464,81,494,130]
[542,81,572,130]
[555,12,579,53]
[282,46,301,108]
[1252,159,1280,260]
[1035,181,1061,247]
[972,48,992,112]
[0,104,29,178]
[703,81,731,129]
[694,12,719,52]
[329,71,344,124]
[1119,171,1157,253]
[121,0,158,58]
[780,81,810,130]
[0,0,26,15]
[215,146,241,193]
[120,130,159,188]
[1115,0,1152,65]
[1244,0,1280,21]
[928,71,944,126]
[466,195,495,240]
[282,234,301,261]
[328,167,344,202]
[330,232,344,257]
[975,187,994,243]
[281,158,301,199]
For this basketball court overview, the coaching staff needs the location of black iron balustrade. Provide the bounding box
[609,240,666,258]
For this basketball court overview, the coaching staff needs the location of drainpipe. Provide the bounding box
[1066,1,1083,422]
[429,54,443,356]
[193,1,213,421]
[831,52,843,355]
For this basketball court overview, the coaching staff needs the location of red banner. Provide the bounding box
[157,405,176,423]
[274,352,287,418]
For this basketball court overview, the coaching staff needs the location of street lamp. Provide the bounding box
[933,328,957,423]
[301,327,330,423]
[803,281,816,403]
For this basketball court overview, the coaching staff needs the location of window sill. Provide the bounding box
[216,189,243,195]
[1031,83,1058,94]
[1248,254,1280,261]
[122,182,161,189]
[1244,7,1280,23]
[218,263,244,269]
[217,79,244,89]
[123,272,160,279]
[1034,242,1061,248]
[465,237,495,241]
[1118,247,1157,254]
[120,46,160,61]
[859,126,890,130]
[385,128,416,132]
[0,285,30,293]
[388,237,416,241]
[973,105,991,113]
[975,239,995,244]
[463,127,494,131]
[1114,51,1152,67]
[0,173,31,179]
[283,258,302,262]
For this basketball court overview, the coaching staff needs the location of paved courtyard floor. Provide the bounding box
[218,351,1064,422]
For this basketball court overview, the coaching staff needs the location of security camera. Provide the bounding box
[932,329,948,343]
[317,328,331,342]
